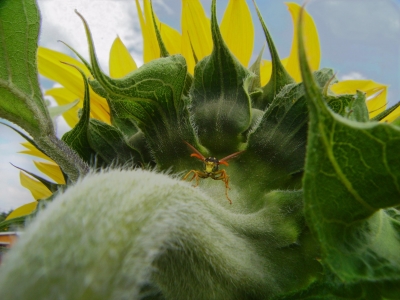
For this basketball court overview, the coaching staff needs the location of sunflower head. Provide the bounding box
[1,0,400,299]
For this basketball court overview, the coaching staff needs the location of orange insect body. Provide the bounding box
[182,141,244,204]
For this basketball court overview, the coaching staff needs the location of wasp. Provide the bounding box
[182,141,244,204]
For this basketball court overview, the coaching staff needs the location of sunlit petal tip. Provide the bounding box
[33,161,66,185]
[20,171,52,201]
[109,36,137,78]
[5,202,38,221]
[19,142,55,162]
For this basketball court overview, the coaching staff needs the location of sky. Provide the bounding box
[1,0,400,212]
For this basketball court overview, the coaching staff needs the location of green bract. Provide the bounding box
[0,0,399,299]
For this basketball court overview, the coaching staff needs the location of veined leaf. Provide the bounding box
[0,0,53,139]
[299,5,400,287]
[0,1,87,181]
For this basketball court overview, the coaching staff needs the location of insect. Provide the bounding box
[182,141,244,204]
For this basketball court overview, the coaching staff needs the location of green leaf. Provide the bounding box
[239,69,333,201]
[241,82,307,199]
[88,119,142,165]
[0,215,27,231]
[298,5,400,286]
[252,0,294,110]
[48,99,79,118]
[189,0,252,154]
[0,1,88,182]
[75,11,196,170]
[61,63,95,163]
[88,79,138,137]
[248,45,264,93]
[0,0,53,139]
[150,1,169,58]
[326,90,369,122]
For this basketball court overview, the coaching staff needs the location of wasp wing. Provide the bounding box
[183,141,206,161]
[219,150,245,166]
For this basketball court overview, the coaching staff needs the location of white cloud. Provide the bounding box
[0,143,36,212]
[339,72,366,81]
[37,0,144,71]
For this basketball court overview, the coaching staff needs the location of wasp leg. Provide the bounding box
[211,170,232,205]
[183,170,200,187]
[183,170,209,187]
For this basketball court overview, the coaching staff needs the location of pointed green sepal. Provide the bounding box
[61,63,96,163]
[88,119,142,166]
[150,1,169,58]
[371,100,400,122]
[189,0,252,154]
[252,0,294,110]
[248,45,265,92]
[76,11,196,170]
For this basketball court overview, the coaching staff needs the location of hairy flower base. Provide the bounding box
[0,169,320,299]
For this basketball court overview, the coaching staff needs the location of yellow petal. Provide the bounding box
[181,0,212,73]
[260,58,289,86]
[20,172,52,200]
[109,36,137,78]
[135,0,159,62]
[34,161,65,185]
[382,106,400,123]
[220,0,254,67]
[260,60,272,87]
[285,3,320,82]
[5,202,38,221]
[19,142,55,162]
[38,47,111,124]
[160,23,182,55]
[331,80,388,118]
[46,87,80,127]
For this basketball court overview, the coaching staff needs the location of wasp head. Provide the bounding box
[204,157,219,173]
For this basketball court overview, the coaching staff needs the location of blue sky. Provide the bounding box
[1,0,400,212]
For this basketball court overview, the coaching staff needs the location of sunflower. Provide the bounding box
[5,0,397,221]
